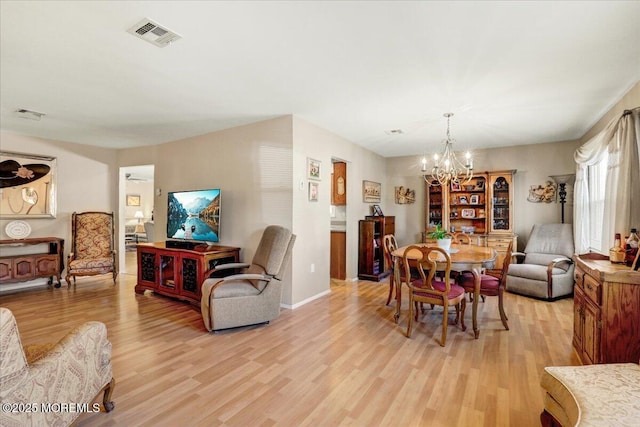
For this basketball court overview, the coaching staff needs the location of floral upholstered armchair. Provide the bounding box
[66,211,117,285]
[0,307,115,426]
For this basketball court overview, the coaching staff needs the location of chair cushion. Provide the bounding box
[459,272,500,293]
[69,257,114,272]
[524,253,571,271]
[213,281,261,299]
[541,363,640,426]
[412,279,465,300]
[507,263,568,281]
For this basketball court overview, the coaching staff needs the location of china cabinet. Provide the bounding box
[424,170,517,269]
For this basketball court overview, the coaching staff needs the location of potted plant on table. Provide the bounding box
[429,223,452,251]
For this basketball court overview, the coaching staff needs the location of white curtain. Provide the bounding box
[573,108,640,253]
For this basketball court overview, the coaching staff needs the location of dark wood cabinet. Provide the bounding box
[358,216,395,281]
[135,242,240,305]
[0,237,64,287]
[331,161,347,205]
[573,254,640,364]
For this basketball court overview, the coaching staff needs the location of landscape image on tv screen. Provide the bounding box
[167,189,220,242]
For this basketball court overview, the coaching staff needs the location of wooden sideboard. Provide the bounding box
[573,253,640,364]
[135,242,241,305]
[0,237,65,288]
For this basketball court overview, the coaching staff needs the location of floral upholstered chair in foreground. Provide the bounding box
[0,307,115,426]
[66,211,117,285]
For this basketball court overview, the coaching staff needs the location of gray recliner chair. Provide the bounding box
[506,223,575,300]
[200,225,296,331]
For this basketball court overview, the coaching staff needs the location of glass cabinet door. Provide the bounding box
[158,253,178,293]
[490,173,514,233]
[426,181,444,230]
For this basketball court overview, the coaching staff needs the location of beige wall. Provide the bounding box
[3,81,636,297]
[291,117,387,304]
[0,131,118,288]
[384,139,581,250]
[580,81,640,144]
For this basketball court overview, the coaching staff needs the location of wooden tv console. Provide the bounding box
[135,242,241,305]
[0,237,65,288]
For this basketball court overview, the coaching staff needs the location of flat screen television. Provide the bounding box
[167,188,221,243]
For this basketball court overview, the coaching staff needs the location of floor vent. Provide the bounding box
[127,18,181,48]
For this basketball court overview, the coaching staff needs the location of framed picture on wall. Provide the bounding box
[126,194,141,206]
[0,150,57,218]
[308,182,319,201]
[307,158,321,181]
[362,180,381,202]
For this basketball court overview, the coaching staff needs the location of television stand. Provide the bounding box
[165,239,200,250]
[135,242,240,305]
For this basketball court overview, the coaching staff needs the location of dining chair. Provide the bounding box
[402,245,466,346]
[382,234,400,305]
[448,232,471,246]
[458,241,512,330]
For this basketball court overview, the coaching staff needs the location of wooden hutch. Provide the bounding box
[425,170,517,269]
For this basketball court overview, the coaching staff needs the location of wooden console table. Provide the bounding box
[135,242,241,305]
[0,237,65,288]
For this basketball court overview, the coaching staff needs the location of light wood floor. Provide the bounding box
[1,251,579,427]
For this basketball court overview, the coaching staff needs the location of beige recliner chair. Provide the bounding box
[506,223,575,300]
[0,307,115,426]
[200,225,296,332]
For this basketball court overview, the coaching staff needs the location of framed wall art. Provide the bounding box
[372,204,384,216]
[126,194,141,206]
[0,151,57,218]
[362,180,381,203]
[307,158,321,181]
[308,182,319,201]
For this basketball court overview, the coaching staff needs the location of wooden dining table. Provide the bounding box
[391,243,497,339]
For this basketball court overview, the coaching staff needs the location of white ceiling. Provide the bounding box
[1,1,639,158]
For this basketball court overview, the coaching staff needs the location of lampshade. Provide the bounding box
[549,174,576,186]
[134,211,144,219]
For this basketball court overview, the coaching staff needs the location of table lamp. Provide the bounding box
[134,211,145,233]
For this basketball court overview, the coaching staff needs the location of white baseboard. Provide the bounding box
[280,289,331,310]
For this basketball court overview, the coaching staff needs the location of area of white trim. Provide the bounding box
[281,289,331,310]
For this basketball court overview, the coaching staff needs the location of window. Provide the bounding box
[587,152,608,253]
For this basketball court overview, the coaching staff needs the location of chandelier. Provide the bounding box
[422,113,473,186]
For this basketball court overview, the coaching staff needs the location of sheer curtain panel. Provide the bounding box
[574,108,640,254]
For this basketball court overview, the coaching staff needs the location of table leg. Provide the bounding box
[393,257,401,323]
[472,267,481,339]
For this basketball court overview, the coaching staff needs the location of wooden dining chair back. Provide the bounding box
[402,245,466,346]
[383,234,399,305]
[459,241,513,330]
[443,232,470,245]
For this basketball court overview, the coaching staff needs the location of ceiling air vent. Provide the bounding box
[127,18,181,48]
[15,109,46,121]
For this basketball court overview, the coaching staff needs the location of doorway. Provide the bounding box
[330,159,347,280]
[119,165,154,275]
